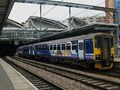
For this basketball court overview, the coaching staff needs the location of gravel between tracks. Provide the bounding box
[6,56,95,90]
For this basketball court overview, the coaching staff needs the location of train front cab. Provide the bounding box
[93,34,114,70]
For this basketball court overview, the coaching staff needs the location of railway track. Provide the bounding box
[6,56,120,90]
[104,70,120,78]
[3,57,62,90]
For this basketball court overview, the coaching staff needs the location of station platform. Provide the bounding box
[0,58,38,90]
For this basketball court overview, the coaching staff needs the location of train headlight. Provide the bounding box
[96,54,101,60]
[111,54,114,59]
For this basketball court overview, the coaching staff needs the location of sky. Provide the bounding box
[8,0,105,23]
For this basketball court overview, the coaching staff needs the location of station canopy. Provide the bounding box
[0,0,15,31]
[29,23,118,44]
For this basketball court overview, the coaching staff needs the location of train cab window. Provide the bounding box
[57,44,60,50]
[62,44,65,50]
[50,45,53,50]
[95,36,101,48]
[79,42,83,50]
[54,45,56,50]
[111,38,113,47]
[66,43,71,50]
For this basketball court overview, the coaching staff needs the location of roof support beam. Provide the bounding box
[16,0,115,12]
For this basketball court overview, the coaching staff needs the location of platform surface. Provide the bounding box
[0,58,38,90]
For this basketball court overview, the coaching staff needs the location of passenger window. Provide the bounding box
[41,45,45,50]
[35,45,39,50]
[72,41,78,50]
[62,44,65,50]
[50,45,53,50]
[66,43,71,50]
[79,42,83,50]
[38,45,41,50]
[46,45,49,50]
[72,45,77,50]
[57,44,60,50]
[41,45,44,50]
[54,45,56,50]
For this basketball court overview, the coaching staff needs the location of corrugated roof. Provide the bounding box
[25,16,67,30]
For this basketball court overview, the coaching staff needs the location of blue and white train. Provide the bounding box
[17,33,115,70]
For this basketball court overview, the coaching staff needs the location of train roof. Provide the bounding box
[36,33,110,45]
[28,23,118,44]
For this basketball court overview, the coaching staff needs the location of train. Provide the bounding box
[17,32,115,70]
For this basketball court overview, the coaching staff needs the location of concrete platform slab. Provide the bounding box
[0,58,38,90]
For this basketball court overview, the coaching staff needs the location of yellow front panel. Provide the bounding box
[111,47,115,55]
[93,37,101,60]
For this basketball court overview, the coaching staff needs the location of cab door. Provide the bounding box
[78,40,84,60]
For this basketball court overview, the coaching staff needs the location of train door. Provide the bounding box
[28,46,31,55]
[29,45,34,56]
[71,40,78,58]
[84,39,94,60]
[102,38,111,60]
[32,45,35,56]
[66,42,72,57]
[78,40,84,60]
[50,45,53,56]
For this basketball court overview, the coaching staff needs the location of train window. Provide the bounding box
[79,42,83,50]
[42,44,48,50]
[111,38,113,47]
[62,44,65,50]
[38,45,42,50]
[46,45,49,50]
[34,45,37,50]
[41,45,44,50]
[50,45,53,50]
[72,41,78,50]
[66,43,71,50]
[72,45,77,50]
[42,45,46,50]
[54,45,56,50]
[95,36,101,48]
[30,46,32,49]
[57,44,60,50]
[35,45,38,50]
[85,42,89,52]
